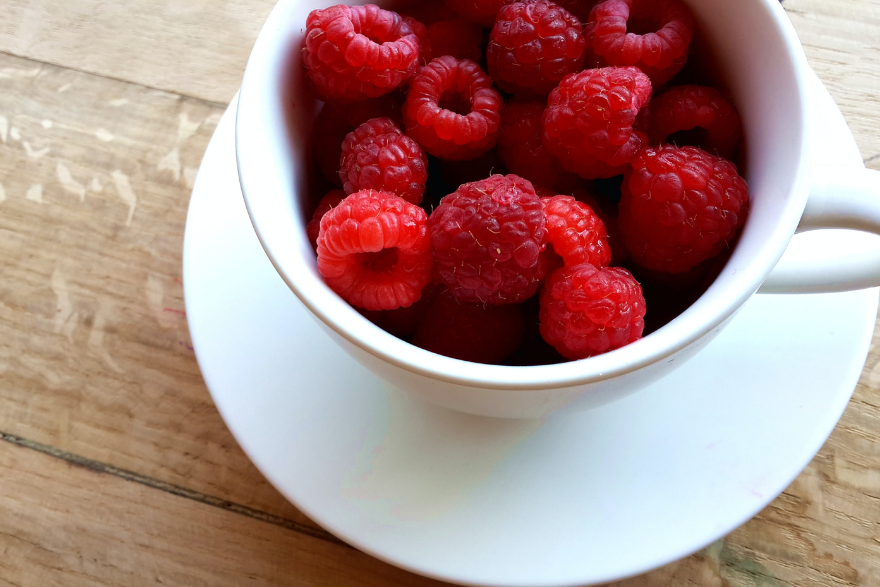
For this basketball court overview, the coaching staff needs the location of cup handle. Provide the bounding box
[759,165,880,294]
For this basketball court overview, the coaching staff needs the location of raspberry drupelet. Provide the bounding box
[618,145,749,274]
[444,0,508,26]
[498,98,577,190]
[302,4,421,103]
[404,56,504,161]
[542,66,652,179]
[488,0,586,96]
[429,174,547,304]
[539,263,646,359]
[339,118,428,205]
[307,189,346,250]
[317,190,433,311]
[542,195,612,269]
[583,0,695,87]
[413,290,526,364]
[648,85,742,160]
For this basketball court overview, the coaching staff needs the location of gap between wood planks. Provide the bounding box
[0,429,345,547]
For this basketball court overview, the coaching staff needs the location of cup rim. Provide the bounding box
[236,0,812,391]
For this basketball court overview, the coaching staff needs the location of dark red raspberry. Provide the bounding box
[498,98,578,190]
[583,0,694,87]
[439,148,507,189]
[413,290,526,364]
[488,1,586,95]
[307,189,346,250]
[572,188,629,266]
[542,195,612,269]
[402,2,458,26]
[317,190,433,310]
[542,66,652,179]
[618,145,749,274]
[429,175,547,304]
[403,56,503,161]
[303,5,421,102]
[360,283,443,339]
[648,85,742,160]
[444,0,507,26]
[540,263,646,359]
[314,95,404,185]
[555,0,601,21]
[339,118,428,205]
[403,15,433,66]
[427,20,485,63]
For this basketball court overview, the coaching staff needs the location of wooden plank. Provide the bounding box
[0,0,276,104]
[0,436,447,586]
[0,50,313,528]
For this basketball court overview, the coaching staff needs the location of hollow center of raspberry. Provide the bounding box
[438,90,471,116]
[627,15,663,36]
[358,247,399,273]
[667,127,712,152]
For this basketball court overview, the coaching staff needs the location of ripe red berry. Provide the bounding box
[542,195,612,269]
[540,263,646,359]
[429,174,547,304]
[413,290,526,364]
[542,66,652,179]
[359,283,443,339]
[618,145,749,274]
[488,0,586,95]
[303,5,421,102]
[583,0,695,87]
[555,0,601,21]
[404,56,503,161]
[648,85,742,160]
[317,190,433,311]
[339,118,428,205]
[498,98,578,190]
[307,189,346,250]
[427,20,485,63]
[444,0,507,26]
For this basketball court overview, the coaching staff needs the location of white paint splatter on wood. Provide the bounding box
[109,98,128,107]
[158,148,181,181]
[42,119,53,129]
[0,115,7,142]
[0,182,6,202]
[177,113,201,142]
[112,171,137,225]
[0,67,40,79]
[24,142,50,159]
[88,307,123,374]
[95,128,114,142]
[25,184,43,203]
[10,126,20,141]
[89,178,103,193]
[51,268,79,342]
[57,162,86,201]
[57,83,71,93]
[184,167,198,189]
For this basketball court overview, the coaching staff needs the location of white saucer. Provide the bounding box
[183,73,879,587]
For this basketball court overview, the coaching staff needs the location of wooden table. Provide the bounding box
[0,0,878,584]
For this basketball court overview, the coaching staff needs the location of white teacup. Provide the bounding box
[235,0,880,418]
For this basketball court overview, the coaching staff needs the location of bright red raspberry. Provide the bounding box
[314,94,404,185]
[307,189,346,250]
[428,20,485,63]
[542,195,612,269]
[444,0,507,26]
[317,190,433,311]
[302,5,421,102]
[618,145,749,274]
[488,1,586,95]
[542,66,652,179]
[648,85,742,160]
[404,56,503,161]
[339,118,428,205]
[583,0,694,87]
[429,175,547,304]
[540,263,646,359]
[572,188,629,266]
[413,290,526,364]
[498,98,578,190]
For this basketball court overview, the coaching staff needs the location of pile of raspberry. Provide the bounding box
[301,0,749,365]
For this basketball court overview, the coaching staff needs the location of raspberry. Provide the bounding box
[429,175,547,304]
[542,195,612,269]
[302,5,421,102]
[498,98,578,190]
[402,2,458,27]
[413,290,526,364]
[539,263,646,359]
[317,190,433,310]
[307,189,346,250]
[403,56,503,161]
[444,0,507,26]
[314,94,404,185]
[340,118,428,205]
[439,148,507,189]
[618,145,749,274]
[542,66,652,179]
[648,85,742,160]
[555,0,601,21]
[488,1,586,95]
[360,283,443,339]
[428,20,485,63]
[572,188,629,266]
[403,16,433,66]
[583,0,694,87]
